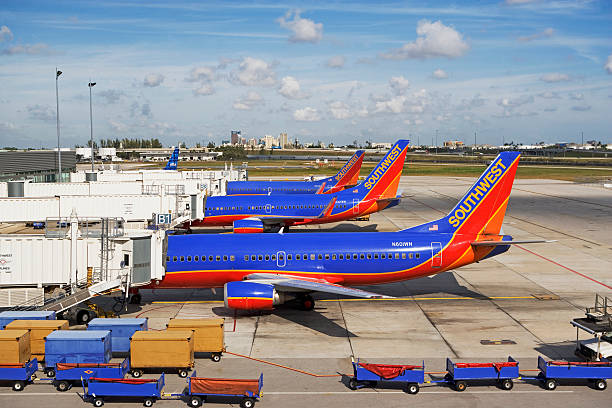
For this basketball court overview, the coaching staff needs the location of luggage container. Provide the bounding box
[184,371,263,408]
[349,358,424,394]
[536,356,612,390]
[82,373,164,407]
[0,311,56,329]
[166,318,225,361]
[0,358,38,391]
[130,330,194,378]
[4,319,69,361]
[87,318,148,354]
[445,357,519,391]
[44,330,112,377]
[0,329,31,365]
[53,357,130,392]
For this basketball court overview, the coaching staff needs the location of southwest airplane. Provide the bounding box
[164,147,179,170]
[161,151,544,311]
[226,150,365,195]
[186,140,409,232]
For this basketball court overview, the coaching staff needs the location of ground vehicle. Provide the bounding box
[53,357,129,392]
[349,358,424,394]
[184,371,263,408]
[0,359,38,391]
[445,357,519,391]
[81,373,164,407]
[536,356,612,391]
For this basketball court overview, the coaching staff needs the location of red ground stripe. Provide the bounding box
[515,245,612,290]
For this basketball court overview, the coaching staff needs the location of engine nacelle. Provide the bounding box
[233,218,264,233]
[224,281,287,310]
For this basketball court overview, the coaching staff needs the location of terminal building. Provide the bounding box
[0,150,76,183]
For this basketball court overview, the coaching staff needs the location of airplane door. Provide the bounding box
[431,242,442,268]
[265,204,272,214]
[277,251,286,267]
[352,198,359,214]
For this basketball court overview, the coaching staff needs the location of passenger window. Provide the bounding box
[187,256,192,262]
[287,254,292,260]
[395,253,400,259]
[416,253,420,259]
[223,255,228,261]
[296,254,301,260]
[318,254,323,260]
[172,256,177,262]
[366,254,372,259]
[401,253,406,259]
[325,254,330,260]
[332,254,337,260]
[258,255,263,261]
[230,255,235,261]
[244,255,249,261]
[374,254,379,259]
[271,255,276,261]
[195,256,199,261]
[339,254,344,260]
[409,253,413,259]
[166,256,170,262]
[381,254,386,259]
[279,254,284,260]
[360,254,365,259]
[353,254,358,260]
[216,255,221,261]
[304,254,308,260]
[180,256,185,262]
[251,255,256,261]
[209,255,213,261]
[310,254,315,260]
[265,255,270,261]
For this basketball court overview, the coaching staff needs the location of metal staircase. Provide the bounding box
[586,294,612,326]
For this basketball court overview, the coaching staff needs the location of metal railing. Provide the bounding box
[586,294,612,324]
[45,217,124,239]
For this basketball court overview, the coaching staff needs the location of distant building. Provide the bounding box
[0,150,76,182]
[231,130,241,145]
[279,132,288,148]
[444,140,464,149]
[371,142,392,149]
[247,138,258,147]
[261,134,278,149]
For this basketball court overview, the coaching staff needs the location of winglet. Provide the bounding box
[315,182,326,194]
[318,197,337,218]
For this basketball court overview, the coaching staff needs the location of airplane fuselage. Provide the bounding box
[227,178,348,195]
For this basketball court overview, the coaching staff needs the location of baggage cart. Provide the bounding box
[0,358,38,391]
[129,330,194,378]
[184,371,263,408]
[44,330,112,377]
[53,357,130,392]
[0,311,56,329]
[0,329,31,365]
[88,318,148,354]
[349,358,424,394]
[536,356,612,391]
[4,319,69,361]
[445,357,519,391]
[166,318,225,361]
[81,373,164,407]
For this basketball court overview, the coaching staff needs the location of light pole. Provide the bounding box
[55,68,62,182]
[435,129,438,154]
[88,81,96,172]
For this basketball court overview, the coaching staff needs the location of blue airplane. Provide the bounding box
[186,141,409,232]
[226,150,366,195]
[164,147,179,170]
[154,150,546,311]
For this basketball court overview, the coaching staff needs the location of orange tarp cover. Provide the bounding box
[549,361,612,366]
[358,363,422,379]
[190,378,259,396]
[455,362,517,372]
[57,362,121,370]
[89,378,156,384]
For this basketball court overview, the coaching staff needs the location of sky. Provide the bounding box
[0,0,611,148]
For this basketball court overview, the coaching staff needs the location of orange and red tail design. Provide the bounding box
[353,140,409,200]
[333,150,365,188]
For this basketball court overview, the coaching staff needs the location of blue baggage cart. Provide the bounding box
[87,318,148,354]
[537,356,612,391]
[0,311,56,329]
[446,357,519,391]
[0,359,38,391]
[82,373,164,407]
[53,357,130,392]
[44,330,112,377]
[184,371,263,408]
[349,358,424,394]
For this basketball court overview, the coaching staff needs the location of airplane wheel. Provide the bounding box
[130,293,142,304]
[300,295,315,311]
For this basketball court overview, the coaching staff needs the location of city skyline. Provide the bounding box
[0,0,611,148]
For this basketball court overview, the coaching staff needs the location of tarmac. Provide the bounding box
[2,176,611,407]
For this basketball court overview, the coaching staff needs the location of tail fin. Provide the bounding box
[406,151,521,235]
[164,147,179,170]
[353,140,409,200]
[333,150,365,187]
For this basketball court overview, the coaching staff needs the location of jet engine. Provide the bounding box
[224,281,289,310]
[233,218,264,233]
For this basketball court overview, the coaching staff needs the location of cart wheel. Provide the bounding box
[594,379,607,391]
[77,309,93,325]
[406,383,420,395]
[454,381,467,392]
[131,369,143,378]
[240,398,255,408]
[178,369,189,378]
[12,381,25,392]
[143,398,155,407]
[189,396,202,407]
[93,398,104,407]
[46,368,56,378]
[348,378,358,390]
[211,353,222,362]
[544,379,557,391]
[500,379,513,391]
[56,380,70,392]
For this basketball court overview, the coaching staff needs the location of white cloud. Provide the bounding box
[572,105,591,111]
[497,95,534,108]
[97,89,125,104]
[293,107,320,121]
[277,11,323,43]
[329,101,352,119]
[1,43,49,55]
[538,91,561,99]
[518,27,554,42]
[0,121,17,131]
[389,76,410,95]
[186,66,216,82]
[278,76,309,99]
[233,91,263,110]
[143,73,164,87]
[26,104,55,122]
[414,119,424,125]
[569,92,584,100]
[0,25,13,42]
[193,83,215,96]
[432,69,448,79]
[606,54,612,74]
[326,55,345,68]
[230,57,276,87]
[380,20,469,60]
[374,96,406,114]
[540,73,570,83]
[109,120,128,133]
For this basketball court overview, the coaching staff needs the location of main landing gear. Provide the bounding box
[298,294,315,311]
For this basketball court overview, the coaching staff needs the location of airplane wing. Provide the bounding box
[244,273,393,299]
[253,197,338,225]
[470,239,554,246]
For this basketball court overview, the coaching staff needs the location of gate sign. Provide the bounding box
[156,213,172,224]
